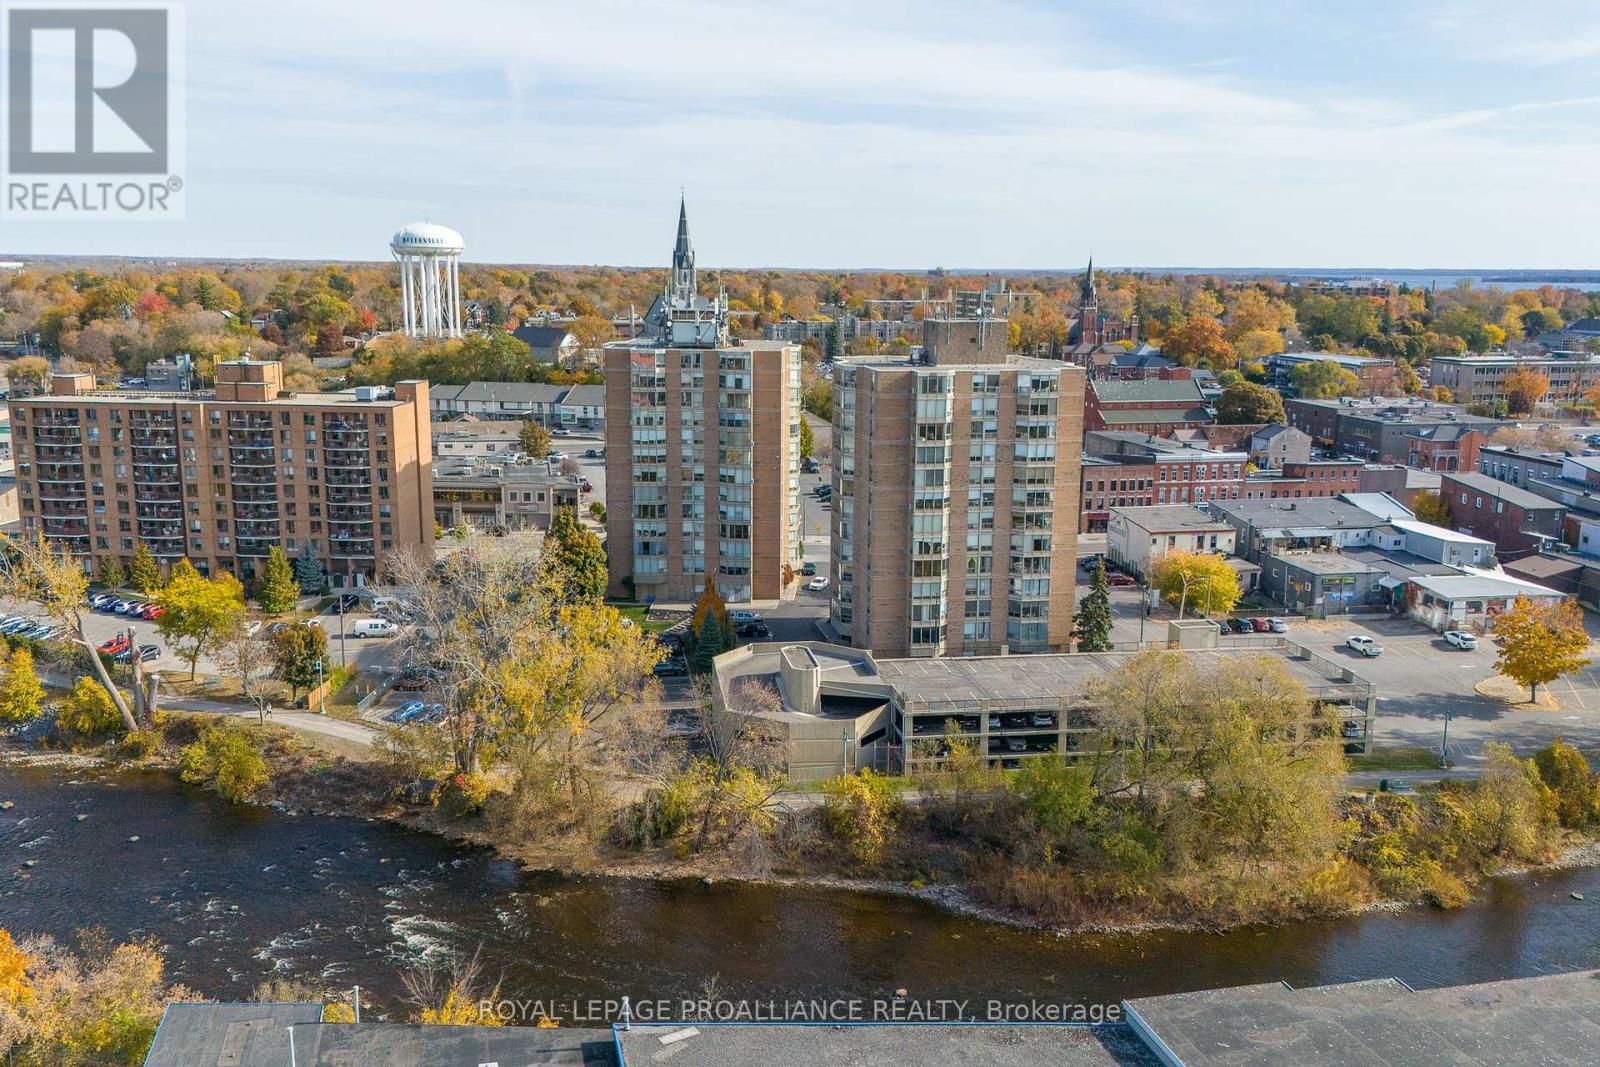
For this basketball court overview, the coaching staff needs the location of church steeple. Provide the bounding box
[1078,255,1101,346]
[1080,255,1097,304]
[671,194,696,300]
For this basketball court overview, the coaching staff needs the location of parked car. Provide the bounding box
[1106,573,1135,587]
[1249,617,1271,633]
[1078,555,1105,572]
[807,575,830,592]
[114,599,143,615]
[1004,737,1027,753]
[1379,778,1415,795]
[728,609,763,624]
[801,458,820,474]
[584,448,599,458]
[1226,618,1251,633]
[736,622,772,640]
[350,618,399,639]
[29,625,63,642]
[89,593,117,610]
[115,644,159,664]
[800,562,817,577]
[987,714,1003,731]
[1030,712,1056,728]
[551,427,571,437]
[386,700,428,723]
[98,635,131,655]
[1345,635,1384,657]
[1340,720,1364,739]
[139,604,165,620]
[1443,629,1478,650]
[1266,618,1288,633]
[652,657,688,678]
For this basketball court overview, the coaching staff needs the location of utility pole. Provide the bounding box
[338,594,348,666]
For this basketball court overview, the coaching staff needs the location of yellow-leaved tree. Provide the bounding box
[1151,550,1241,619]
[155,559,246,680]
[0,645,45,724]
[1493,595,1592,703]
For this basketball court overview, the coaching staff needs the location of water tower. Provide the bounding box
[390,222,465,339]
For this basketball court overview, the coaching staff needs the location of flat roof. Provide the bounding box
[145,1002,325,1066]
[1213,497,1386,530]
[1409,570,1563,600]
[11,388,406,408]
[616,1023,1157,1066]
[1091,378,1206,403]
[1123,968,1600,1066]
[1268,551,1382,576]
[873,643,1366,709]
[1387,518,1495,546]
[1110,505,1235,532]
[295,1022,615,1065]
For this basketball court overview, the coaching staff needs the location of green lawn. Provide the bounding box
[1347,746,1447,772]
[608,603,678,633]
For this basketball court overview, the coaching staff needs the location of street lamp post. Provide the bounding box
[1440,710,1453,770]
[314,658,324,715]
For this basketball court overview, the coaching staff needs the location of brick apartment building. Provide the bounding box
[11,360,433,586]
[831,317,1084,657]
[603,200,801,604]
[1078,432,1244,533]
[1440,471,1567,555]
[1242,459,1363,501]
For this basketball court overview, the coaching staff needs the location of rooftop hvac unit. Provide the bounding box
[354,386,383,401]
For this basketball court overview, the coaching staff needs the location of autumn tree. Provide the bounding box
[1492,595,1592,703]
[95,555,126,591]
[798,415,815,461]
[1214,381,1285,425]
[254,547,299,615]
[177,724,271,802]
[1503,368,1550,416]
[686,581,736,673]
[1289,360,1362,399]
[1072,558,1114,652]
[0,646,44,724]
[127,542,161,594]
[57,676,121,739]
[155,560,247,679]
[518,419,551,458]
[1410,490,1454,527]
[1161,316,1236,370]
[1151,550,1240,619]
[1532,738,1599,827]
[6,356,51,395]
[0,535,138,731]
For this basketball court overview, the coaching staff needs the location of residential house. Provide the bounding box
[1248,424,1311,468]
[510,323,580,365]
[556,383,605,432]
[1106,504,1236,579]
[429,381,569,424]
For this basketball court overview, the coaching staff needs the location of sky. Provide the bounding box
[6,0,1600,269]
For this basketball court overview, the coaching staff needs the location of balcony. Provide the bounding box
[35,412,81,427]
[326,502,372,520]
[42,532,90,553]
[324,451,372,469]
[34,428,82,445]
[42,517,88,535]
[227,414,272,431]
[325,490,372,505]
[37,502,87,518]
[227,449,277,467]
[234,518,280,535]
[34,443,82,460]
[236,536,281,558]
[131,446,179,463]
[325,471,373,487]
[231,487,279,502]
[134,486,182,503]
[229,469,278,485]
[137,520,182,540]
[135,505,183,521]
[324,420,368,434]
[234,501,280,520]
[327,536,375,558]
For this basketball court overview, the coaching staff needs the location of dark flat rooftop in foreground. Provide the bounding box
[1123,969,1600,1066]
[143,1002,324,1067]
[616,1023,1157,1066]
[295,1022,616,1065]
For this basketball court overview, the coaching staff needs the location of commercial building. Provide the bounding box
[1439,470,1566,555]
[1106,504,1236,579]
[1247,424,1310,468]
[1266,349,1397,394]
[1084,372,1213,435]
[432,420,521,459]
[1285,396,1501,465]
[1430,350,1600,408]
[1079,432,1244,532]
[11,360,433,586]
[712,633,1376,781]
[602,200,802,604]
[1241,458,1363,501]
[432,458,582,533]
[1407,570,1567,629]
[1475,443,1566,489]
[828,318,1083,657]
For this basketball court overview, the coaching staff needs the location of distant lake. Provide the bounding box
[1147,268,1600,293]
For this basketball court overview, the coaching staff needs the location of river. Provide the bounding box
[4,762,1600,1021]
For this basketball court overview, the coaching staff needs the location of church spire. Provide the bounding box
[671,194,696,299]
[1080,255,1097,303]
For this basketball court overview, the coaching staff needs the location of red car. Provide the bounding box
[1249,617,1271,633]
[139,604,166,620]
[1106,573,1136,586]
[97,635,131,655]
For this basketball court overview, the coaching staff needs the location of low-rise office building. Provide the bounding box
[432,458,582,533]
[712,633,1377,782]
[1285,396,1501,464]
[1431,350,1600,408]
[432,420,522,459]
[1079,432,1244,532]
[1266,350,1397,395]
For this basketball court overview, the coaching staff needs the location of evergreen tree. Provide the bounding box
[542,506,607,603]
[95,555,126,590]
[294,548,326,594]
[1072,559,1115,652]
[127,542,161,593]
[686,582,733,673]
[255,546,299,614]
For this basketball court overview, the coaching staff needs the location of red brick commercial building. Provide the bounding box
[1079,432,1244,532]
[1439,471,1567,556]
[1084,370,1214,435]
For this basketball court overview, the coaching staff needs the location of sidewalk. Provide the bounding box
[42,671,379,749]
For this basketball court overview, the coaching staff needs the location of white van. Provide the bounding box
[350,618,399,639]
